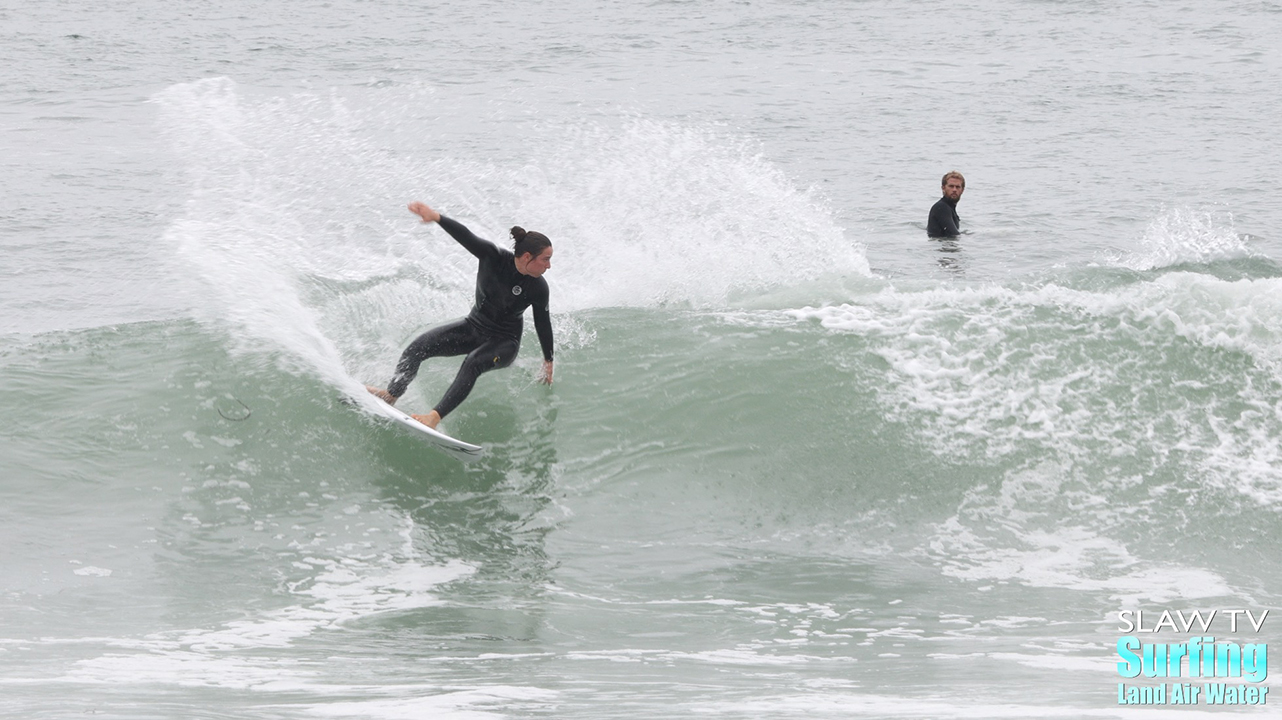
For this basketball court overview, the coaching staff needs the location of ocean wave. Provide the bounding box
[787,270,1282,507]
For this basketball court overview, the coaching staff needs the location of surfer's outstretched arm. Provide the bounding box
[408,201,497,260]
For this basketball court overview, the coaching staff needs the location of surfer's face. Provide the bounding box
[519,246,553,278]
[943,177,964,201]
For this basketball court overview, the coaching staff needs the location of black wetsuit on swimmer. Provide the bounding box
[384,215,553,418]
[926,196,960,238]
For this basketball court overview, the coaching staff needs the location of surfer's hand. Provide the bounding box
[408,201,440,223]
[539,360,554,385]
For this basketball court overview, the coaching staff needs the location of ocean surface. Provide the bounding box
[4,1,1282,717]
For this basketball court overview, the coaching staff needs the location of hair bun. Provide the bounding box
[510,226,527,242]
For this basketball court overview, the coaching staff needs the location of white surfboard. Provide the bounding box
[352,392,484,462]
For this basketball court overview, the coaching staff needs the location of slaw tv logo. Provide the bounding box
[1115,609,1269,706]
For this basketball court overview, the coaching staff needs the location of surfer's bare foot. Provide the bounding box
[411,411,441,430]
[365,385,396,405]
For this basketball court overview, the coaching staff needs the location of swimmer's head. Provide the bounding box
[512,226,553,278]
[941,171,965,201]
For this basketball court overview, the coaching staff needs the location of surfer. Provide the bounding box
[366,202,554,429]
[927,171,965,238]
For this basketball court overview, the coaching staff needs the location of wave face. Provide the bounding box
[4,248,1281,717]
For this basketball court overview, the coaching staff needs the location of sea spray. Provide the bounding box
[152,79,869,390]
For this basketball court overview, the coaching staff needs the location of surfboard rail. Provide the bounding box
[349,392,484,462]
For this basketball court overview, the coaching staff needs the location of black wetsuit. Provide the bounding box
[926,196,960,238]
[386,215,553,418]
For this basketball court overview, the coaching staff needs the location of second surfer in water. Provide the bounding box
[367,201,554,429]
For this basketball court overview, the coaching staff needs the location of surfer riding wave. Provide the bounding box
[367,201,554,429]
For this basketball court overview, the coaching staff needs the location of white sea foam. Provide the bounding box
[788,271,1282,505]
[301,686,559,720]
[924,463,1238,603]
[175,558,472,653]
[66,513,473,691]
[929,514,1235,604]
[695,691,1239,718]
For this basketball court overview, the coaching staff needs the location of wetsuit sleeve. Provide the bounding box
[927,199,960,238]
[939,211,959,237]
[437,215,500,260]
[532,281,554,362]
